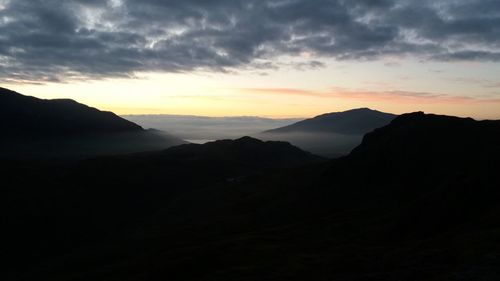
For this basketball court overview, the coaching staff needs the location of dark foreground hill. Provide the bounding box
[2,137,323,280]
[326,111,500,221]
[259,108,396,157]
[0,87,185,158]
[3,112,500,280]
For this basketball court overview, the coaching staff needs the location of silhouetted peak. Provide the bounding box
[0,87,34,101]
[350,107,373,113]
[0,87,17,95]
[162,136,321,167]
[314,107,387,118]
[0,88,85,109]
[234,136,264,144]
[387,111,479,128]
[49,98,81,105]
[264,108,396,135]
[334,107,377,114]
[207,136,295,150]
[405,111,425,116]
[0,87,144,138]
[351,112,500,159]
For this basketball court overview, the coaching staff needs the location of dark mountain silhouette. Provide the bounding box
[264,107,396,134]
[259,108,396,157]
[3,112,500,280]
[71,137,322,194]
[351,111,500,157]
[325,111,500,208]
[0,87,142,137]
[160,136,322,169]
[0,87,185,158]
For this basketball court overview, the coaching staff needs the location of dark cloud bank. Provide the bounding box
[0,0,499,82]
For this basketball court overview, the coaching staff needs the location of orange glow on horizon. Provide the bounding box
[2,62,500,120]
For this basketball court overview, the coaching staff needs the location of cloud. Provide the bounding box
[446,77,500,89]
[240,88,334,99]
[0,0,499,82]
[240,87,500,104]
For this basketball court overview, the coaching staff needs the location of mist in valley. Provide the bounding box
[123,115,302,142]
[123,114,374,157]
[2,0,500,278]
[256,131,363,158]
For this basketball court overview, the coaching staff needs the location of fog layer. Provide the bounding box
[257,132,363,158]
[123,115,302,141]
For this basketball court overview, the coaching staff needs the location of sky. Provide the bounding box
[0,0,499,119]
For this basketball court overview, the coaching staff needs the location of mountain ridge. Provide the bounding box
[0,87,185,159]
[0,87,143,138]
[351,111,500,158]
[264,107,396,135]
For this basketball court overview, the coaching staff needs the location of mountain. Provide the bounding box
[351,111,500,157]
[309,112,500,279]
[72,136,322,191]
[72,136,323,196]
[264,107,396,134]
[160,136,322,169]
[258,108,396,157]
[329,111,500,212]
[3,112,500,280]
[326,111,500,203]
[0,87,142,137]
[0,87,185,158]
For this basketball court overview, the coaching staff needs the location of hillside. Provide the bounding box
[0,87,185,158]
[4,112,500,280]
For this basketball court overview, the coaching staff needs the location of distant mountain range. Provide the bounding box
[123,108,397,158]
[259,108,396,157]
[4,111,500,280]
[0,87,185,158]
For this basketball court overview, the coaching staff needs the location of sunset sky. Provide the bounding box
[1,0,499,119]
